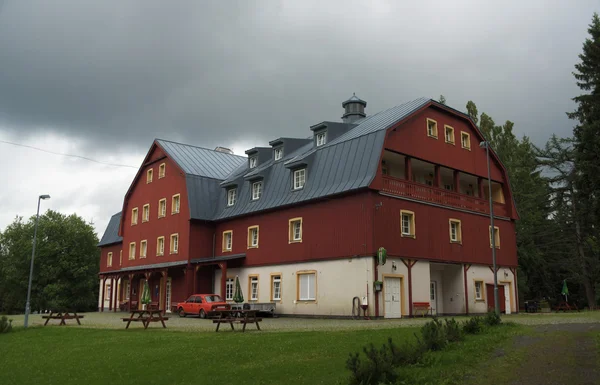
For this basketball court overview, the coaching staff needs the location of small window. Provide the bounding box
[400,210,415,238]
[249,276,259,301]
[247,226,259,248]
[158,163,166,178]
[316,132,327,146]
[444,125,455,144]
[249,156,258,168]
[489,226,500,248]
[251,182,262,201]
[289,218,302,243]
[227,189,236,206]
[474,280,484,300]
[222,230,233,252]
[129,242,136,260]
[461,132,471,150]
[131,207,138,225]
[274,147,283,161]
[449,219,462,243]
[157,236,165,256]
[107,252,113,267]
[172,194,180,214]
[426,118,438,138]
[105,283,111,301]
[147,169,153,183]
[142,204,150,222]
[140,240,147,258]
[444,184,454,191]
[225,278,234,301]
[271,274,282,301]
[293,169,306,190]
[170,233,179,254]
[297,272,316,301]
[158,198,167,218]
[119,250,122,266]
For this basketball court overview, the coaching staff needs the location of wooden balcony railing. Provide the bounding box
[381,176,509,217]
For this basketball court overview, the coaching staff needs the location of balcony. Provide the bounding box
[381,175,509,217]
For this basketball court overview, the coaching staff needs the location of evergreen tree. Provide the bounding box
[438,95,446,105]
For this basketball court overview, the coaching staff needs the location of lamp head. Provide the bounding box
[479,141,488,148]
[39,194,51,200]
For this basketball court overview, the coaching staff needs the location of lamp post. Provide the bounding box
[479,141,500,315]
[24,194,51,328]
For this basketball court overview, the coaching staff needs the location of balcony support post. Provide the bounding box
[434,165,441,188]
[477,177,485,198]
[405,157,412,181]
[453,170,460,193]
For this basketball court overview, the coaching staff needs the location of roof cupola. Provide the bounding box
[341,93,367,123]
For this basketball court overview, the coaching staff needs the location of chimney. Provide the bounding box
[341,93,367,123]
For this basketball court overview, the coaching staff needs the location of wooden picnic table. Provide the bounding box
[42,311,84,326]
[212,309,262,332]
[555,301,579,312]
[121,309,169,329]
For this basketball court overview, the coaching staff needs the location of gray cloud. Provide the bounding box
[0,0,597,155]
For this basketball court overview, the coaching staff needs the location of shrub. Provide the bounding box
[0,315,13,334]
[419,317,447,351]
[388,338,425,366]
[444,318,463,342]
[346,342,397,385]
[484,310,502,326]
[463,316,483,334]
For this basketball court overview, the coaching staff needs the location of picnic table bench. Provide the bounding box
[121,309,169,329]
[212,309,262,332]
[554,301,579,312]
[42,311,84,326]
[413,302,432,317]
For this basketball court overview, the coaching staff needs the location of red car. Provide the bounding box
[176,294,230,319]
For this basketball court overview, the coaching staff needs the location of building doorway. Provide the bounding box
[430,281,438,315]
[384,276,403,318]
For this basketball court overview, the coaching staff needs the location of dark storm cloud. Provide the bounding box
[0,0,598,152]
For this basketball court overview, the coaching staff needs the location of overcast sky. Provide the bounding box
[0,0,597,237]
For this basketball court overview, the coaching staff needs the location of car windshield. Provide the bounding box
[204,295,223,303]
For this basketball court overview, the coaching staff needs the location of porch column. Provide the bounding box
[218,262,227,298]
[127,274,134,312]
[100,276,107,312]
[477,177,485,198]
[109,277,115,311]
[113,277,118,312]
[162,270,168,314]
[463,264,471,315]
[401,259,417,317]
[510,267,519,313]
[405,157,412,181]
[453,170,460,193]
[434,165,441,188]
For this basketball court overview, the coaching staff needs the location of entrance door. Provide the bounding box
[165,278,172,313]
[430,281,438,315]
[503,284,511,314]
[384,277,402,318]
[486,284,506,313]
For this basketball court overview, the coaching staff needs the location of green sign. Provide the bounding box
[377,247,387,266]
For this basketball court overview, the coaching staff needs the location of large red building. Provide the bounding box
[98,96,519,317]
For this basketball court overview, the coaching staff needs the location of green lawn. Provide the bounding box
[0,324,524,385]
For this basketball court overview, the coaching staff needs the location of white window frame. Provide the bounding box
[289,218,302,243]
[249,156,258,168]
[146,168,153,183]
[157,236,165,256]
[298,272,316,301]
[170,233,179,254]
[250,276,259,301]
[158,198,167,218]
[426,118,438,138]
[251,182,262,201]
[461,131,471,150]
[131,208,138,225]
[475,281,483,300]
[225,278,234,301]
[140,240,147,258]
[293,169,306,190]
[172,194,180,214]
[222,231,233,252]
[272,275,281,301]
[316,132,327,146]
[158,163,166,178]
[142,204,150,222]
[129,242,136,260]
[274,147,283,161]
[444,125,455,144]
[227,188,237,206]
[107,252,113,267]
[248,226,259,248]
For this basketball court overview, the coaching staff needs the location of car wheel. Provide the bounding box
[178,308,186,318]
[199,309,207,319]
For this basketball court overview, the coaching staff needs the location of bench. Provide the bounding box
[412,302,432,317]
[212,310,262,332]
[42,312,84,326]
[122,310,169,329]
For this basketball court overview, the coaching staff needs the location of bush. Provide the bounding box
[419,317,447,351]
[0,315,13,334]
[463,316,484,334]
[346,342,397,385]
[484,310,502,326]
[444,318,463,342]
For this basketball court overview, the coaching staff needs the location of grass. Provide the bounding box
[0,321,525,385]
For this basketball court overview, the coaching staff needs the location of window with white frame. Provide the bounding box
[249,156,258,168]
[475,281,483,300]
[227,188,236,206]
[157,237,165,256]
[251,182,262,200]
[119,250,122,266]
[461,132,471,150]
[400,210,415,237]
[159,163,166,178]
[489,226,500,248]
[289,218,302,242]
[142,204,150,222]
[274,147,283,161]
[107,252,113,267]
[129,242,136,260]
[271,275,281,301]
[316,132,326,146]
[131,207,138,225]
[445,125,455,144]
[222,231,233,252]
[172,194,180,214]
[250,276,259,301]
[293,169,306,190]
[170,233,179,254]
[125,280,130,300]
[140,240,147,258]
[225,278,234,301]
[426,119,438,138]
[158,198,166,218]
[298,272,316,301]
[248,226,259,248]
[146,168,153,183]
[449,219,462,243]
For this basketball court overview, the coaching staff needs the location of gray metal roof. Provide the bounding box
[156,139,246,179]
[119,261,188,272]
[190,254,246,264]
[98,212,123,246]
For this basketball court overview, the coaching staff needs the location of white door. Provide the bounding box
[384,277,402,318]
[504,284,511,314]
[165,278,172,313]
[430,281,438,315]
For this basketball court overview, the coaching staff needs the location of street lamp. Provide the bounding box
[479,141,500,316]
[24,194,51,328]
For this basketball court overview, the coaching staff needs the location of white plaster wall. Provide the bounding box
[442,265,464,314]
[213,257,376,316]
[429,268,444,314]
[411,262,431,305]
[466,265,516,314]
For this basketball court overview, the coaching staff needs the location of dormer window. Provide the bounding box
[293,169,306,190]
[227,188,237,206]
[274,147,283,161]
[251,181,262,200]
[249,156,258,168]
[316,132,327,147]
